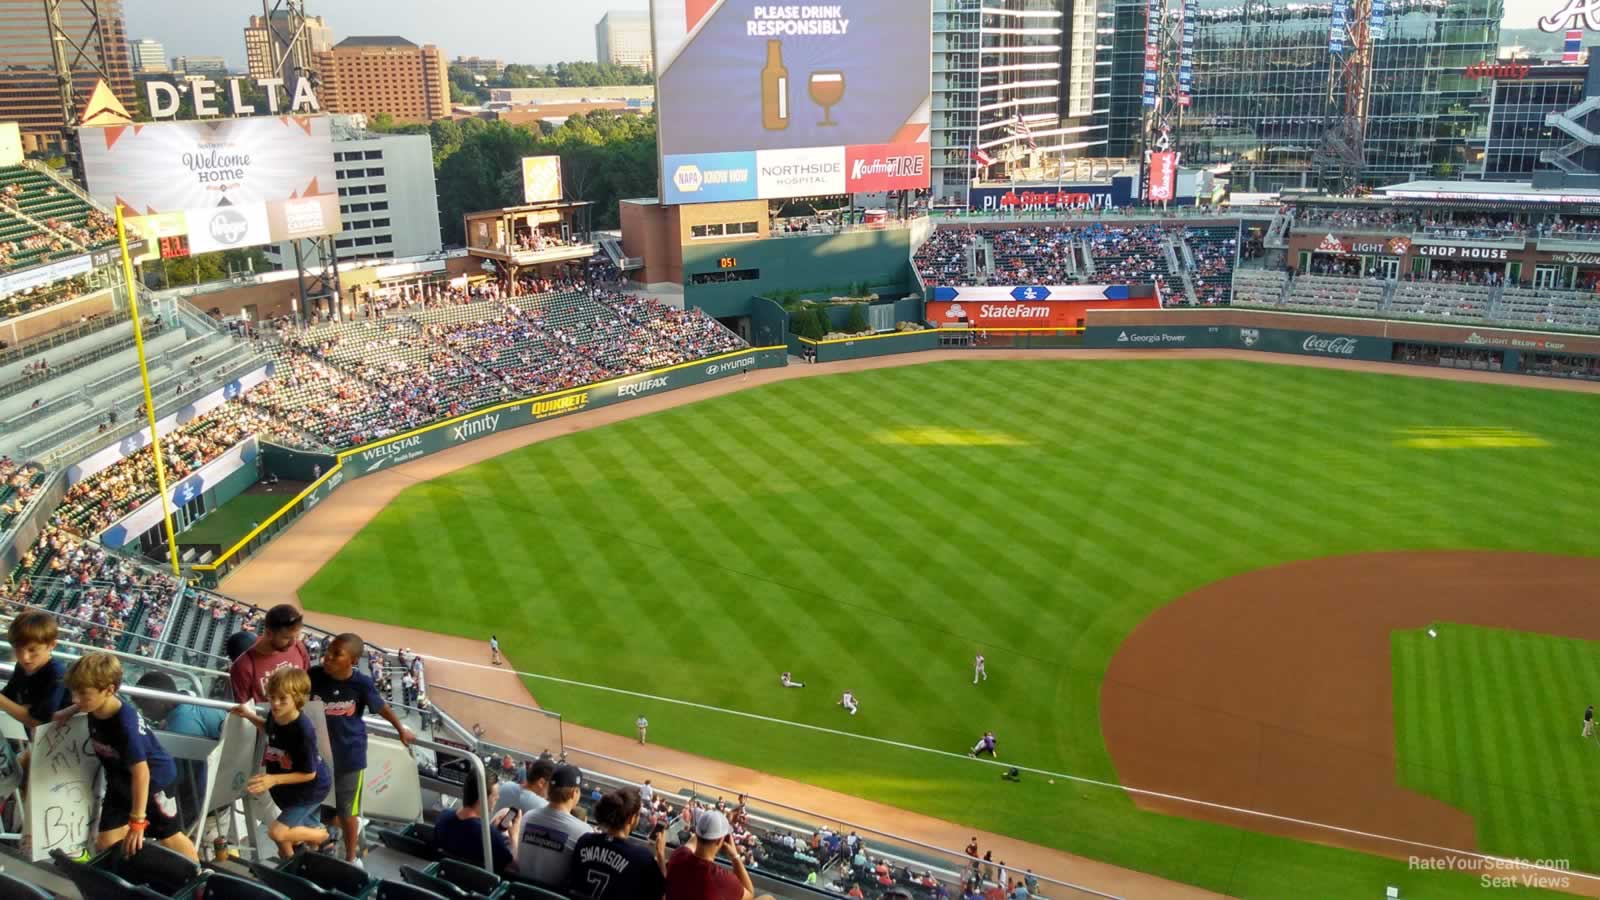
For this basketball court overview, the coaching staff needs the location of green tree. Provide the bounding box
[845,303,870,334]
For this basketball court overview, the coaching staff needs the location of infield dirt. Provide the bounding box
[218,349,1600,898]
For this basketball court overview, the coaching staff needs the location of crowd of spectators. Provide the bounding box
[914,228,977,285]
[0,457,47,531]
[1083,224,1175,294]
[990,227,1080,285]
[51,400,272,537]
[5,525,177,652]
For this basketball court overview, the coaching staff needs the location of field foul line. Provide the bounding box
[417,652,1596,883]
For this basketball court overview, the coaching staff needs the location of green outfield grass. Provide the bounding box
[1395,624,1600,874]
[298,359,1600,898]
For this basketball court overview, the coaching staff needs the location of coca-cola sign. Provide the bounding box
[1302,335,1360,356]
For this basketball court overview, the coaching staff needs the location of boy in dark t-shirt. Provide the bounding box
[231,666,332,859]
[309,633,414,863]
[0,611,68,738]
[53,653,196,860]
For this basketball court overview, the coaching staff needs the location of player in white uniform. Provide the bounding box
[973,653,987,684]
[838,690,859,715]
[636,714,648,744]
[780,672,806,688]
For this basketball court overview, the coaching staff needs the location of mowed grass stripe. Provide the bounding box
[299,360,1599,900]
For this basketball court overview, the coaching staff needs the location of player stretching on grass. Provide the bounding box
[838,690,858,716]
[969,731,997,759]
[973,653,987,684]
[780,672,805,688]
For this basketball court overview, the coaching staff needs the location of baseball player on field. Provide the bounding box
[838,690,858,716]
[969,731,997,759]
[1584,704,1595,739]
[973,653,987,684]
[780,672,806,688]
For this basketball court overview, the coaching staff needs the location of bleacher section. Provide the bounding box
[0,163,118,272]
[1282,274,1388,314]
[1389,281,1493,321]
[4,529,178,653]
[1231,269,1289,306]
[912,228,976,286]
[1184,226,1239,305]
[1499,287,1600,331]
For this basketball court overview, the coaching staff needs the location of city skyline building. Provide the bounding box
[244,10,333,82]
[129,37,167,73]
[315,36,450,124]
[0,0,137,152]
[1110,0,1502,192]
[930,0,1113,202]
[595,11,652,71]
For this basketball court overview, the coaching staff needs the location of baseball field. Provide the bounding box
[292,357,1600,898]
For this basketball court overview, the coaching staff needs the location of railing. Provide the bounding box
[0,666,495,871]
[562,744,1120,899]
[39,348,268,467]
[0,301,130,369]
[930,206,1277,224]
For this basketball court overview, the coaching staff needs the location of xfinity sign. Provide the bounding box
[145,76,321,120]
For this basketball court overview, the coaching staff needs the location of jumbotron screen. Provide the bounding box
[78,116,341,254]
[652,0,932,205]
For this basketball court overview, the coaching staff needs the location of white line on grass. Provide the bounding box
[415,651,1597,884]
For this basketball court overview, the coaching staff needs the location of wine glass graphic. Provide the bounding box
[809,70,845,127]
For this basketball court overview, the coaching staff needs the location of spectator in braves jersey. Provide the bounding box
[231,667,332,859]
[566,786,667,899]
[310,633,415,864]
[54,653,198,860]
[229,604,310,703]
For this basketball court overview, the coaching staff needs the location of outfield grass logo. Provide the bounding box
[532,392,589,420]
[1302,335,1358,355]
[358,435,425,471]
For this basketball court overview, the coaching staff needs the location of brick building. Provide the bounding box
[315,36,449,124]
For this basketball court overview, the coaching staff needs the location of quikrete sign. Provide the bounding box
[1463,62,1531,80]
[144,77,321,120]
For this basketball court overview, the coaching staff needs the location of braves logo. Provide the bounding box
[1541,0,1600,32]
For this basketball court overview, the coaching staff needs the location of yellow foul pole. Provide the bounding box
[113,207,182,578]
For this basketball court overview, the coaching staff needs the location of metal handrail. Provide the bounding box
[0,665,495,871]
[562,743,1119,899]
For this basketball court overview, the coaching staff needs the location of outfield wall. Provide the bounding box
[1085,308,1600,380]
[191,346,788,585]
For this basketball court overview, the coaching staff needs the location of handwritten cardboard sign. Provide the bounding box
[28,718,99,861]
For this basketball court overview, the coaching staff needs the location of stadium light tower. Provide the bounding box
[43,0,119,171]
[261,0,341,323]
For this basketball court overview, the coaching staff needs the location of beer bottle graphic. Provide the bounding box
[762,39,789,131]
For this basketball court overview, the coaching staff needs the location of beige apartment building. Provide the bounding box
[315,36,449,124]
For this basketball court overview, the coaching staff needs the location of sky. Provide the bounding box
[123,0,651,70]
[125,1,1546,71]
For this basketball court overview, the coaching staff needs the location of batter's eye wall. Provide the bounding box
[1084,308,1600,380]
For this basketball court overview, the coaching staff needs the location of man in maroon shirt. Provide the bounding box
[665,810,769,900]
[229,605,311,703]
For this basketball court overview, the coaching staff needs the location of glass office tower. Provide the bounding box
[1110,0,1501,191]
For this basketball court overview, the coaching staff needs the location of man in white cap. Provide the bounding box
[665,809,765,900]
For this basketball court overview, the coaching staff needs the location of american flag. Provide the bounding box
[1009,116,1038,150]
[1565,30,1583,64]
[970,147,995,167]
